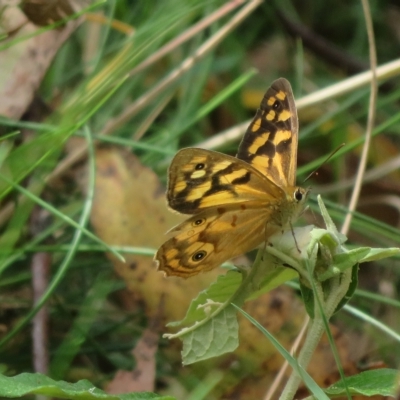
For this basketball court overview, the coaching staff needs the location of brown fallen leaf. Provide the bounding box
[0,3,81,119]
[90,147,222,321]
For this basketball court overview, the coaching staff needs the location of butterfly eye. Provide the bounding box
[193,218,205,226]
[195,163,205,170]
[294,189,303,201]
[192,250,207,261]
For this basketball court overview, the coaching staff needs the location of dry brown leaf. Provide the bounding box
[90,147,222,321]
[0,2,81,119]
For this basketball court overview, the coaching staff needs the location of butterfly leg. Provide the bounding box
[290,222,301,253]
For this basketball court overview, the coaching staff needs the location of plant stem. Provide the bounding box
[279,268,352,400]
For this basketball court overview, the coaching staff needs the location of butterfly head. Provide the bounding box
[293,187,308,202]
[291,186,309,219]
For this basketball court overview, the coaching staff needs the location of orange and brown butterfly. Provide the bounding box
[154,78,308,278]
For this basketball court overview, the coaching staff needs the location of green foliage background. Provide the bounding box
[1,0,400,399]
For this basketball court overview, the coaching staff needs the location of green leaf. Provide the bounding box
[302,262,359,318]
[333,263,359,313]
[300,281,315,318]
[167,270,242,328]
[317,195,346,244]
[248,266,296,300]
[360,247,400,263]
[318,248,370,281]
[309,228,340,254]
[0,373,173,399]
[181,305,238,365]
[325,368,399,397]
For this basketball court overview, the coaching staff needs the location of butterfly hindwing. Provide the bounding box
[236,78,298,187]
[155,203,277,278]
[167,148,284,214]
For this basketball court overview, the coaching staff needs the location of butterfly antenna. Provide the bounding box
[303,143,345,183]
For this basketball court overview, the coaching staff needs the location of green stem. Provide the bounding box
[279,268,352,400]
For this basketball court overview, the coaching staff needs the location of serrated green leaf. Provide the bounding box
[325,368,399,397]
[181,306,238,365]
[167,270,242,328]
[0,373,173,400]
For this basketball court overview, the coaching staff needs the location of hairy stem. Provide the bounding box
[279,268,352,400]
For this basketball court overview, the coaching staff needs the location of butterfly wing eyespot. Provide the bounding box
[195,163,205,170]
[155,205,273,278]
[192,251,207,261]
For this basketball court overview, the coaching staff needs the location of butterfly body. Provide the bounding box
[155,78,308,278]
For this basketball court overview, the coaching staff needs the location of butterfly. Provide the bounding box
[154,78,308,278]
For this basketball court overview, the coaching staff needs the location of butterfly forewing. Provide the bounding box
[236,78,298,187]
[167,148,284,214]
